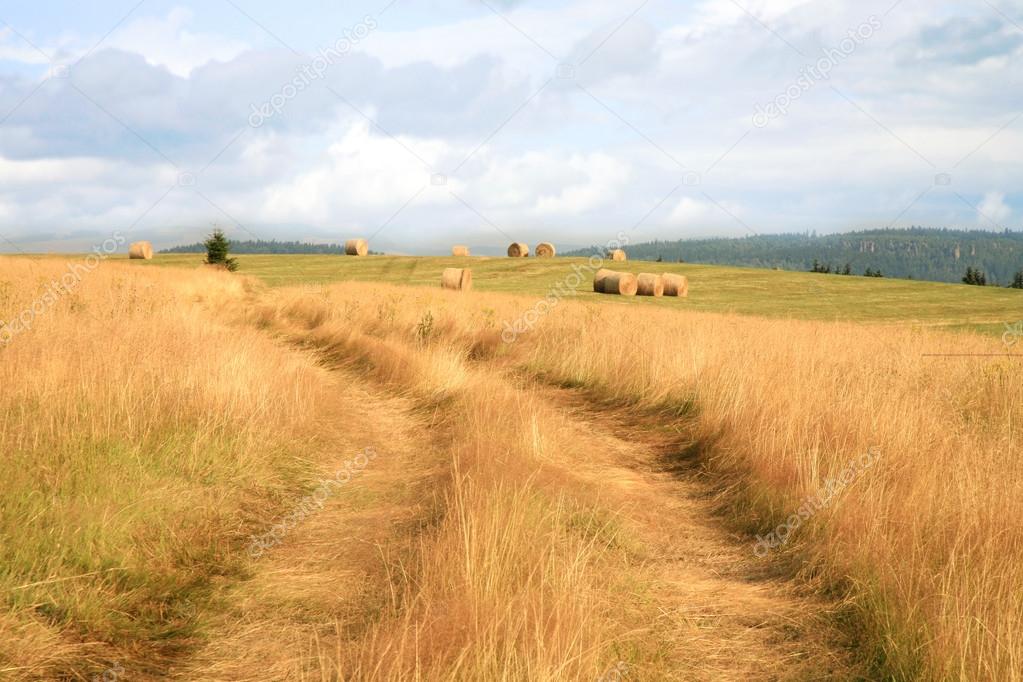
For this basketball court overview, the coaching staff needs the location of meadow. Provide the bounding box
[2,253,1022,680]
[142,253,1020,335]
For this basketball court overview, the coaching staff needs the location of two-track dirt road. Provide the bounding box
[164,300,863,680]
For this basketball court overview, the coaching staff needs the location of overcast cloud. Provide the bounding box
[0,0,1020,252]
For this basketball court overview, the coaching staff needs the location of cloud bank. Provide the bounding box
[0,0,1019,252]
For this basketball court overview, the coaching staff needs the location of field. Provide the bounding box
[142,253,1021,335]
[2,253,1022,680]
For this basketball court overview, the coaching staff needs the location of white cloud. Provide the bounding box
[260,120,459,224]
[107,7,249,77]
[978,191,1011,225]
[0,29,50,65]
[0,0,1021,250]
[532,153,630,215]
[668,196,737,226]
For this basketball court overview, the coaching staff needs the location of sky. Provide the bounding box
[0,0,1020,253]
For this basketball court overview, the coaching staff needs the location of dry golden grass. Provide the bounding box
[239,285,860,680]
[244,290,626,680]
[253,280,1023,680]
[518,307,1023,680]
[0,258,345,678]
[4,258,1021,680]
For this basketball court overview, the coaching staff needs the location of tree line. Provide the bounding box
[564,228,1023,286]
[163,239,349,254]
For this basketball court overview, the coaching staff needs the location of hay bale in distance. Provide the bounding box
[535,242,556,258]
[441,268,472,291]
[602,271,638,296]
[345,239,369,256]
[593,268,615,293]
[451,245,470,257]
[128,241,153,260]
[610,249,627,261]
[663,273,689,297]
[637,273,664,297]
[507,242,529,257]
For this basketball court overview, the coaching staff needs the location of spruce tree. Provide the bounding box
[1010,270,1023,289]
[962,267,986,286]
[204,228,238,272]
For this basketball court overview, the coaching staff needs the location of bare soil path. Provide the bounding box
[520,381,866,680]
[164,316,863,680]
[164,364,450,681]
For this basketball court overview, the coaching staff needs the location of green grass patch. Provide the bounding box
[128,254,1023,334]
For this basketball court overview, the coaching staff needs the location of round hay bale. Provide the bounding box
[128,241,153,260]
[603,271,638,296]
[507,242,529,258]
[593,268,615,293]
[610,249,627,262]
[663,273,689,297]
[451,245,470,257]
[345,239,369,256]
[636,273,664,297]
[535,242,556,258]
[441,267,472,291]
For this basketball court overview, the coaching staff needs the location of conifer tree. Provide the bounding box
[204,228,239,272]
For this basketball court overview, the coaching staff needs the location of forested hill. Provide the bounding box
[162,239,347,254]
[564,228,1023,284]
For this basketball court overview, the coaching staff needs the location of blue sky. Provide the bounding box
[0,0,1020,253]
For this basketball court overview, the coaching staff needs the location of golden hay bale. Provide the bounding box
[451,245,470,257]
[535,242,556,258]
[128,241,153,260]
[593,268,615,293]
[610,249,626,261]
[663,273,689,297]
[602,271,638,296]
[441,268,472,291]
[345,239,369,256]
[637,273,664,297]
[507,242,529,257]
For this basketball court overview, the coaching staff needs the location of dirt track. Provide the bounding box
[165,306,862,681]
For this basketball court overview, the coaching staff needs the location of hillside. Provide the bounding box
[3,255,1022,680]
[564,228,1023,285]
[139,254,1023,336]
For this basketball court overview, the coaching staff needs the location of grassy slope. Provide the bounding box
[5,255,1022,679]
[0,260,350,679]
[138,254,1022,335]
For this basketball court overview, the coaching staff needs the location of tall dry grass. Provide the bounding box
[6,259,1020,680]
[254,290,638,680]
[521,307,1023,680]
[0,258,342,679]
[259,281,1023,680]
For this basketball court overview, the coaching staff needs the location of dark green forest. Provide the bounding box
[564,228,1023,285]
[163,239,348,255]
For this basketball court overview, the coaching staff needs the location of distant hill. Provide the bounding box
[564,228,1023,285]
[162,239,349,255]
